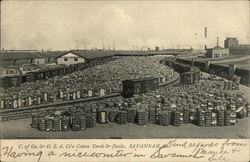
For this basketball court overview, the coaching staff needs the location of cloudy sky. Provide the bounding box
[1,1,249,50]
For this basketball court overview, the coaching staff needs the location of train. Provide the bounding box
[122,77,159,97]
[162,58,200,84]
[0,57,115,88]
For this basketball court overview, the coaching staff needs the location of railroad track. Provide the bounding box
[0,72,180,121]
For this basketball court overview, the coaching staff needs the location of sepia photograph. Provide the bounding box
[0,0,249,141]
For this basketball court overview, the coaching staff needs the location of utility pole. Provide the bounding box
[102,39,105,50]
[75,40,79,50]
[83,39,87,49]
[112,40,115,51]
[108,44,110,51]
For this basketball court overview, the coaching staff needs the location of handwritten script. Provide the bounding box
[1,139,248,162]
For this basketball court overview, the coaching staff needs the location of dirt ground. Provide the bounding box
[1,116,249,139]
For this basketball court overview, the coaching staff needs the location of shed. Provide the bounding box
[206,46,229,58]
[55,50,114,65]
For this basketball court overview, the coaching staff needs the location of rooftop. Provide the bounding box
[0,51,63,60]
[55,50,114,59]
[123,76,157,82]
[229,44,250,49]
[207,46,227,50]
[212,46,225,50]
[225,37,238,40]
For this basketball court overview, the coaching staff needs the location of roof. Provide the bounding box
[0,51,63,60]
[212,46,225,50]
[229,44,250,49]
[206,46,228,51]
[225,37,237,40]
[123,76,157,82]
[55,50,114,59]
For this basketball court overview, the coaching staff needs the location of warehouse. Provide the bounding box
[55,51,87,65]
[0,67,21,77]
[0,51,60,67]
[229,44,250,56]
[206,46,229,58]
[55,50,114,65]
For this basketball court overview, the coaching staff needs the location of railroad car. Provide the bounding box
[122,77,159,97]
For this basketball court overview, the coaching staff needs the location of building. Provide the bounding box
[0,51,61,67]
[55,51,86,65]
[206,46,229,58]
[224,37,239,48]
[0,50,40,53]
[0,67,21,77]
[55,50,114,65]
[229,44,250,55]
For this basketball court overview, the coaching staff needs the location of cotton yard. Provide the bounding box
[0,55,249,139]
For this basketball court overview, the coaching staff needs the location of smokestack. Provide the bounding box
[217,36,219,46]
[205,27,207,38]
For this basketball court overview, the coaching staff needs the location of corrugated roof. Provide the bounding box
[229,44,250,49]
[124,76,156,82]
[55,50,114,59]
[212,46,225,50]
[0,51,63,60]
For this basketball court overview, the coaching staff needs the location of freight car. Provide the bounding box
[163,59,200,84]
[180,68,200,84]
[0,75,21,87]
[0,57,114,88]
[122,77,159,97]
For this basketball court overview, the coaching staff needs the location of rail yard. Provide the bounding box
[0,55,249,139]
[1,3,250,162]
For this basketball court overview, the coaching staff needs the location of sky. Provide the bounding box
[1,1,250,50]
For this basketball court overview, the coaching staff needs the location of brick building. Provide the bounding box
[224,37,239,48]
[206,46,229,58]
[229,44,250,55]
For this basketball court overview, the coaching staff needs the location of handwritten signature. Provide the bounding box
[1,139,247,162]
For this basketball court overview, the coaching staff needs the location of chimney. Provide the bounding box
[217,36,219,46]
[205,27,207,38]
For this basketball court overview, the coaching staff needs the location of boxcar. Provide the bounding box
[71,66,76,73]
[122,77,159,97]
[58,68,65,75]
[66,67,72,74]
[44,71,52,79]
[194,71,200,82]
[25,73,36,82]
[34,71,43,80]
[21,75,27,83]
[78,63,85,70]
[0,77,10,88]
[39,71,45,79]
[181,72,192,84]
[52,69,59,77]
[9,75,21,87]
